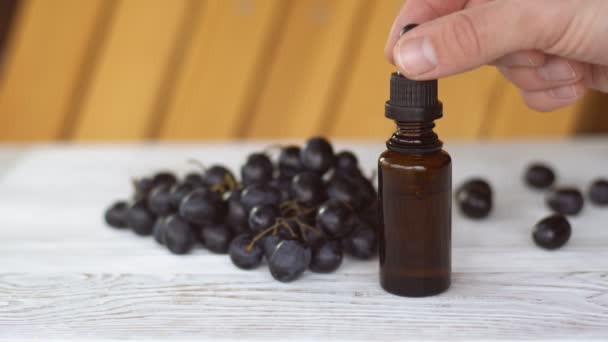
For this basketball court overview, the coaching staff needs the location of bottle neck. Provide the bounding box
[386,121,443,154]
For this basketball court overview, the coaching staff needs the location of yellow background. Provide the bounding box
[0,0,606,141]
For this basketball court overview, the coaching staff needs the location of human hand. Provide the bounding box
[385,0,608,112]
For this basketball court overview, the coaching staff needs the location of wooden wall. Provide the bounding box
[0,0,605,141]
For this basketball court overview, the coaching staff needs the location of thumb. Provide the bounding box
[393,0,576,79]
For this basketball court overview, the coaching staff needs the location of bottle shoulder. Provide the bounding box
[379,149,451,168]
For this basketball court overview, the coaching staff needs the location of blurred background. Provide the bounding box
[0,0,607,142]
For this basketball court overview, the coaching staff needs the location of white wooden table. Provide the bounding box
[1,139,608,341]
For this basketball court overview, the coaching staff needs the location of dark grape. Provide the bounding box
[127,200,156,236]
[153,217,167,245]
[546,187,584,216]
[147,184,175,216]
[204,165,236,188]
[335,150,359,176]
[269,176,292,202]
[164,215,196,254]
[179,188,225,224]
[291,172,326,206]
[278,145,303,177]
[201,224,233,254]
[268,240,311,282]
[262,234,283,259]
[152,171,178,187]
[316,200,355,238]
[184,173,205,186]
[456,178,492,219]
[229,234,263,269]
[327,174,361,208]
[589,179,608,205]
[240,183,282,213]
[532,214,571,250]
[170,182,197,208]
[241,153,274,186]
[300,137,334,174]
[343,220,377,259]
[104,201,129,228]
[225,189,247,228]
[524,163,556,189]
[133,177,154,201]
[353,175,376,209]
[248,204,279,234]
[310,240,343,273]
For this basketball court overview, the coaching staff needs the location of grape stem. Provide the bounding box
[187,159,207,172]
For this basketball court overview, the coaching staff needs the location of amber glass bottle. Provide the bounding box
[378,71,452,297]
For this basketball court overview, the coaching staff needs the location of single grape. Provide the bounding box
[201,224,233,254]
[268,240,311,282]
[147,184,175,216]
[309,240,343,273]
[278,146,303,177]
[327,174,361,208]
[316,200,355,238]
[262,234,283,259]
[133,177,154,201]
[546,187,584,216]
[343,220,377,260]
[241,153,274,186]
[127,200,156,236]
[164,215,196,254]
[152,171,178,187]
[455,178,493,219]
[300,136,334,174]
[153,217,167,245]
[104,201,130,228]
[229,234,264,270]
[240,183,282,213]
[589,179,608,205]
[524,163,556,189]
[291,172,326,206]
[179,188,225,224]
[204,165,236,188]
[269,176,293,202]
[170,182,197,209]
[335,151,359,176]
[532,214,571,250]
[248,204,279,234]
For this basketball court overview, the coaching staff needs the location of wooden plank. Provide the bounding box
[70,0,193,140]
[159,0,288,140]
[484,80,584,138]
[0,0,111,141]
[245,0,368,138]
[329,1,505,139]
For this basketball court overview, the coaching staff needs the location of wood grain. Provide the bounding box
[70,0,194,140]
[159,0,288,140]
[1,141,608,340]
[0,0,111,141]
[246,0,368,138]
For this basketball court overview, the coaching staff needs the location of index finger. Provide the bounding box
[384,0,471,63]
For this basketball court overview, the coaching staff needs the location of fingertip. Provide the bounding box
[520,83,586,112]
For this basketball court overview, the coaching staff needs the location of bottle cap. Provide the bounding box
[385,24,443,122]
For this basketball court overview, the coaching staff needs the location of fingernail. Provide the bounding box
[550,85,578,99]
[394,37,438,77]
[538,60,576,81]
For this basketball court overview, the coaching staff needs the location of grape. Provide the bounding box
[524,163,555,189]
[268,240,311,282]
[184,172,205,186]
[147,184,175,216]
[278,146,303,177]
[127,200,156,236]
[589,179,608,205]
[335,150,359,176]
[532,214,571,250]
[226,189,248,228]
[201,224,233,254]
[153,217,167,245]
[229,234,263,270]
[204,165,236,188]
[343,220,377,259]
[179,188,225,224]
[164,215,196,254]
[104,201,129,228]
[327,174,360,208]
[240,183,282,213]
[262,234,282,259]
[241,153,274,185]
[248,204,279,234]
[300,137,334,174]
[310,240,343,273]
[456,178,492,219]
[316,200,355,238]
[170,182,197,209]
[546,188,584,216]
[152,171,178,187]
[133,177,154,201]
[291,172,326,206]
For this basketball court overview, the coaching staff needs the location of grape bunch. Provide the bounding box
[104,137,378,282]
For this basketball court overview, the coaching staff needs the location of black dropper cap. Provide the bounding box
[385,24,442,122]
